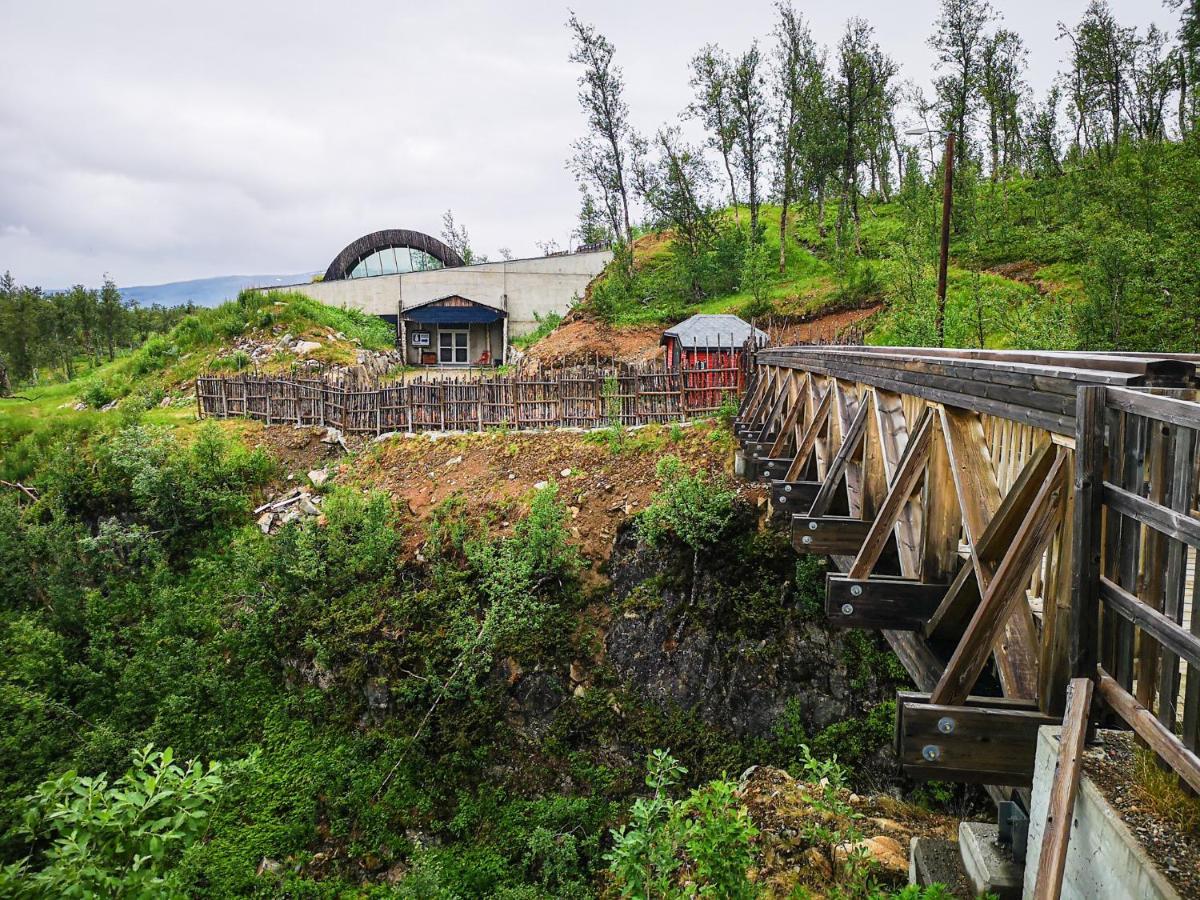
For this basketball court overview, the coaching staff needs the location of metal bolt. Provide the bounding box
[937,716,956,735]
[922,745,941,762]
[801,535,812,545]
[778,496,787,504]
[850,585,863,597]
[808,521,818,531]
[840,603,855,616]
[784,484,792,493]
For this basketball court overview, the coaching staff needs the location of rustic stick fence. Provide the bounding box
[196,353,752,433]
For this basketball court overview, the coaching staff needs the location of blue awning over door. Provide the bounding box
[404,305,505,325]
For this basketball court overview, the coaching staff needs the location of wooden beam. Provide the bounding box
[1033,677,1094,900]
[885,635,946,692]
[1159,426,1196,733]
[898,698,1060,787]
[939,405,1042,698]
[1097,668,1200,794]
[847,408,934,580]
[783,386,832,482]
[809,393,872,517]
[791,515,872,555]
[833,381,868,516]
[770,480,820,514]
[1068,386,1105,686]
[931,452,1069,705]
[1100,576,1200,669]
[872,389,923,576]
[921,420,962,583]
[1103,481,1200,548]
[827,575,947,630]
[925,441,1056,641]
[767,373,808,457]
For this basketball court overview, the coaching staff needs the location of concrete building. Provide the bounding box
[258,228,612,366]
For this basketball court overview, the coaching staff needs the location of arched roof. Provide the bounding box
[323,229,465,281]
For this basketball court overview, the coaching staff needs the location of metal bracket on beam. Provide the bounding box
[826,575,948,631]
[770,479,820,515]
[790,515,872,555]
[756,456,794,481]
[896,694,1058,787]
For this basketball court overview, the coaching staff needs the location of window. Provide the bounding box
[438,329,468,364]
[349,247,444,278]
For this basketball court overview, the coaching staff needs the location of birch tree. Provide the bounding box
[567,12,635,248]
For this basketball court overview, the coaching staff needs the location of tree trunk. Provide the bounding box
[722,151,740,225]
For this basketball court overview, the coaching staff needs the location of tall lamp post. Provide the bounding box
[906,128,955,348]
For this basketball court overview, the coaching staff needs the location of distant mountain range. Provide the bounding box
[118,273,318,308]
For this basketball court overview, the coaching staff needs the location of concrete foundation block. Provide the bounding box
[1023,726,1180,900]
[909,835,970,895]
[959,821,1024,899]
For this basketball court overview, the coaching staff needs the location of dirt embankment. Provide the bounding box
[761,304,881,345]
[520,319,666,368]
[522,304,880,369]
[247,421,763,579]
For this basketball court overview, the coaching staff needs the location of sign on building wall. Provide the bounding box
[411,331,431,347]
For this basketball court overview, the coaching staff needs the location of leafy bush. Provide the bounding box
[639,456,736,552]
[606,749,758,899]
[740,240,774,320]
[213,349,251,372]
[510,311,564,349]
[129,334,179,377]
[1,745,227,898]
[78,375,127,409]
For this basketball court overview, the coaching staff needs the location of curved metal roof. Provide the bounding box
[323,229,465,281]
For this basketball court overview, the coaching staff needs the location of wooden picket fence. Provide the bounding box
[195,353,752,434]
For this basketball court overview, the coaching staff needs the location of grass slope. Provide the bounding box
[0,290,395,481]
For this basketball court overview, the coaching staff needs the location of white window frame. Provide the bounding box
[438,328,469,364]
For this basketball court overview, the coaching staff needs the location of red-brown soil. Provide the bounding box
[249,422,763,582]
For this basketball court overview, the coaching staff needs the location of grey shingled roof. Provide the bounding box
[661,314,768,348]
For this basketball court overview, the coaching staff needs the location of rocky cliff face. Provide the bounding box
[602,518,903,745]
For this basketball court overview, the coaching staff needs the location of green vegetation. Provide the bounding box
[510,311,564,350]
[1,746,230,898]
[605,750,758,900]
[0,401,918,894]
[639,455,736,552]
[0,289,394,472]
[566,1,1200,355]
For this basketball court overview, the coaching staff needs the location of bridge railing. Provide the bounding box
[1075,385,1200,793]
[734,347,1200,799]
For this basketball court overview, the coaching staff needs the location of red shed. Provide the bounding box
[662,313,766,369]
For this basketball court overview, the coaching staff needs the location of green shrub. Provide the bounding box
[606,749,758,899]
[639,456,736,552]
[129,334,179,377]
[1,745,227,898]
[510,311,563,349]
[79,376,123,408]
[213,349,251,372]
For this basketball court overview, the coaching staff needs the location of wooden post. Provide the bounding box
[1069,387,1104,685]
[1032,677,1094,900]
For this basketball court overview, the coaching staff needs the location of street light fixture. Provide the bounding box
[905,128,956,348]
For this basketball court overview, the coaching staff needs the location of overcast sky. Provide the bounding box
[0,0,1174,288]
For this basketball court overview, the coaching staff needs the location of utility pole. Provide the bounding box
[936,132,955,349]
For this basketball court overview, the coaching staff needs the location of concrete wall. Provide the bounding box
[1024,727,1180,900]
[258,250,612,338]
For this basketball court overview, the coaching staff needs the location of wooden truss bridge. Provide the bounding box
[734,346,1200,894]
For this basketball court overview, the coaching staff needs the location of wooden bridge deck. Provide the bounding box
[734,346,1200,806]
